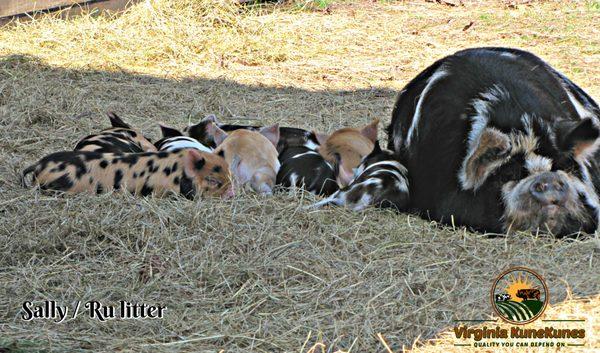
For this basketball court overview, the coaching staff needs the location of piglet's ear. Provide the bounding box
[333,153,353,187]
[313,131,329,145]
[259,124,280,148]
[202,114,219,124]
[459,128,511,191]
[360,118,379,143]
[159,123,183,138]
[372,140,382,153]
[205,122,228,146]
[107,112,131,129]
[184,149,206,177]
[230,155,252,185]
[558,118,600,160]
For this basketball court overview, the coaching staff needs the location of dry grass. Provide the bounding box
[0,0,599,352]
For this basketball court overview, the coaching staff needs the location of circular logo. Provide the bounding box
[491,267,549,325]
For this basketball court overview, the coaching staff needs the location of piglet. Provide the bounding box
[317,119,379,187]
[74,112,156,154]
[276,132,339,196]
[22,149,233,199]
[185,115,316,153]
[155,123,213,153]
[205,122,280,194]
[310,142,409,211]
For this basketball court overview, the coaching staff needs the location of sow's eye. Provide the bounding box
[491,153,528,184]
[552,154,581,177]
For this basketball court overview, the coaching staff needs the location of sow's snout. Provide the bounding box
[502,170,594,235]
[528,172,569,207]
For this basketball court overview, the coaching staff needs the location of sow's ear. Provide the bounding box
[259,124,280,148]
[184,149,206,177]
[205,122,229,146]
[107,112,131,129]
[360,118,379,143]
[159,123,183,138]
[459,128,511,191]
[557,118,600,160]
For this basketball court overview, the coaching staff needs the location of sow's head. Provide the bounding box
[459,116,600,236]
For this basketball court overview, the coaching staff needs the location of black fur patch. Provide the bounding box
[194,159,205,170]
[140,183,153,196]
[99,160,108,169]
[75,162,87,179]
[42,174,73,191]
[114,170,123,190]
[83,153,103,161]
[120,154,139,166]
[179,175,196,200]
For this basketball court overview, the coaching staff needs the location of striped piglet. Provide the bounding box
[310,142,409,211]
[155,124,212,153]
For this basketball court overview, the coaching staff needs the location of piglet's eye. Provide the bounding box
[204,176,222,188]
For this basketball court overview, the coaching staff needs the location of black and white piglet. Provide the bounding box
[154,123,212,153]
[276,136,339,196]
[310,142,409,211]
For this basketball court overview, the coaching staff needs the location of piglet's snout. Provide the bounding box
[529,172,569,206]
[250,172,275,195]
[256,184,273,195]
[222,186,235,200]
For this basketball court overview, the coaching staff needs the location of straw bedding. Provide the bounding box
[0,1,598,352]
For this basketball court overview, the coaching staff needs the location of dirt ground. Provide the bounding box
[0,1,598,352]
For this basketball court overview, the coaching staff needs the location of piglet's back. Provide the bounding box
[219,130,279,171]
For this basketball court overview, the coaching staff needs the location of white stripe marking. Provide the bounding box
[405,68,449,147]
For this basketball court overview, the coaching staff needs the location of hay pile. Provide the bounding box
[0,1,598,352]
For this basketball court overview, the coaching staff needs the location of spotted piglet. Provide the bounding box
[276,132,339,196]
[311,142,409,211]
[22,149,233,199]
[74,112,156,153]
[205,122,280,194]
